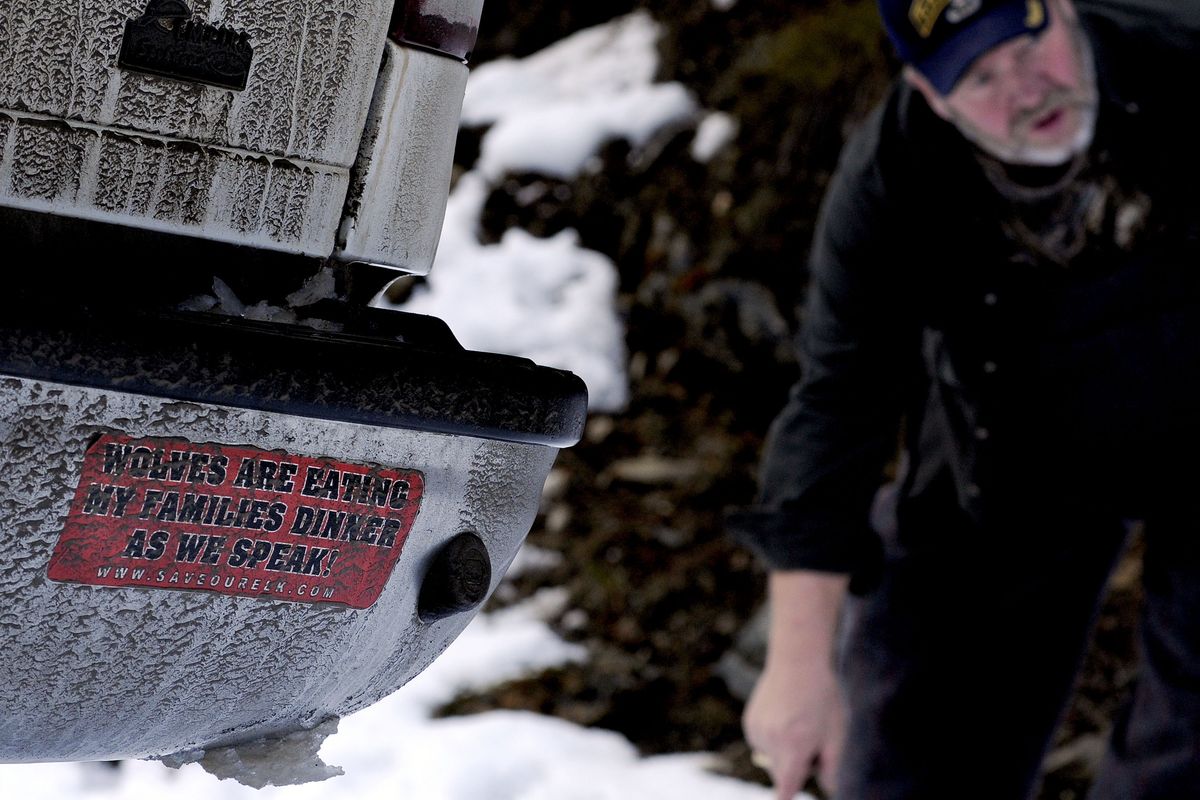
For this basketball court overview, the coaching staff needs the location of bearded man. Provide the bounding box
[732,1,1200,797]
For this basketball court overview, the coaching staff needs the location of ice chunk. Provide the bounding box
[161,718,344,789]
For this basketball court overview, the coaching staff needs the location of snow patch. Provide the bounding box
[463,11,697,180]
[379,11,718,412]
[477,82,696,181]
[379,711,777,800]
[691,111,738,163]
[398,588,586,716]
[463,11,664,126]
[506,543,566,579]
[392,173,630,411]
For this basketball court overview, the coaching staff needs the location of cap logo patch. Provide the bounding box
[909,0,985,38]
[909,0,952,38]
[1025,0,1045,28]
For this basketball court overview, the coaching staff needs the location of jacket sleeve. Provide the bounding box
[728,105,922,579]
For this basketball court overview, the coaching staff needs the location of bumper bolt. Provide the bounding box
[418,531,492,622]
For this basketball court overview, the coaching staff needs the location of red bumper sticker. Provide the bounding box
[47,434,425,609]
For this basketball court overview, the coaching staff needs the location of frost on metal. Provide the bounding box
[0,378,557,762]
[0,112,346,254]
[0,2,468,267]
[162,718,344,788]
[0,0,392,166]
[336,43,467,274]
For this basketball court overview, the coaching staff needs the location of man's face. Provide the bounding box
[912,0,1097,166]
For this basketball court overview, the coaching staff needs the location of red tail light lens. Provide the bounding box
[388,0,484,63]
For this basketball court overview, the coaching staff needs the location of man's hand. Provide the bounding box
[744,652,846,798]
[742,570,850,799]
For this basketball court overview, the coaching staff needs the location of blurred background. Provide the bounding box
[415,3,1141,798]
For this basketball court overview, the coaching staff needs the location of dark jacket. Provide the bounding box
[729,5,1200,586]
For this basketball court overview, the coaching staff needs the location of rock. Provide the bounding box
[541,467,571,504]
[715,602,769,701]
[607,455,703,485]
[1042,732,1108,775]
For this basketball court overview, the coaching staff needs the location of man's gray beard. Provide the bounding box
[954,99,1097,166]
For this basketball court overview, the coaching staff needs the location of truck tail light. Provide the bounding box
[388,0,484,63]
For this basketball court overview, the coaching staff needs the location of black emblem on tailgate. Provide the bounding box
[118,0,253,91]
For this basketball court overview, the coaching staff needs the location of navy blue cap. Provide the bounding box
[878,0,1050,94]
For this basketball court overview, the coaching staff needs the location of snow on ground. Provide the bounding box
[462,10,697,181]
[395,172,630,411]
[0,12,790,800]
[383,10,701,413]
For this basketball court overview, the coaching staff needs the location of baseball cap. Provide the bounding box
[878,0,1051,94]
